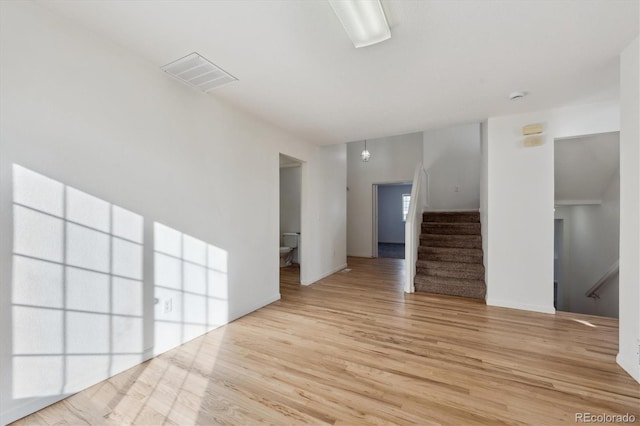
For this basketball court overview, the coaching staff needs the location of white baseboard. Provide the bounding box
[142,347,154,362]
[301,263,348,286]
[1,344,159,425]
[616,353,640,383]
[1,293,282,425]
[486,298,556,314]
[1,394,77,426]
[229,293,281,321]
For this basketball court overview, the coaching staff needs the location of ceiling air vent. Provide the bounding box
[162,52,237,92]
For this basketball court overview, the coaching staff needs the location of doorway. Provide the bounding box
[553,132,620,317]
[372,182,412,259]
[279,154,302,288]
[554,218,563,310]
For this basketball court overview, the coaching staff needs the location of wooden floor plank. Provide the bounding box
[11,258,640,425]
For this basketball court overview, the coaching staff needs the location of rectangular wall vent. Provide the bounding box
[162,52,237,92]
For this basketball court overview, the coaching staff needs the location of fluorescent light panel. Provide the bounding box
[162,53,237,92]
[329,0,391,48]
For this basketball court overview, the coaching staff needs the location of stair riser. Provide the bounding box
[415,274,485,285]
[417,268,485,280]
[415,283,486,300]
[419,247,483,257]
[421,233,482,241]
[417,260,484,273]
[420,238,482,249]
[423,213,480,223]
[419,252,483,263]
[422,225,481,235]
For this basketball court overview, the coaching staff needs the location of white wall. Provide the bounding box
[301,143,347,284]
[347,133,423,257]
[279,166,301,236]
[618,36,640,383]
[423,123,481,211]
[377,184,412,244]
[0,2,347,423]
[484,101,620,314]
[554,170,620,318]
[480,121,489,287]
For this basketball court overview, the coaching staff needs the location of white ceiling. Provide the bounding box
[40,1,638,145]
[554,132,619,203]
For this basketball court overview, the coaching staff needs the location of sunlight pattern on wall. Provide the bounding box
[12,165,144,398]
[153,223,228,355]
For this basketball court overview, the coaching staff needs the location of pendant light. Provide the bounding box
[361,140,371,162]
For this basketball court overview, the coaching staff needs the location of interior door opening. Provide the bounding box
[279,153,302,289]
[372,182,412,259]
[553,131,620,318]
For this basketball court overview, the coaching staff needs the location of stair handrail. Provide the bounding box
[585,260,619,299]
[404,162,428,293]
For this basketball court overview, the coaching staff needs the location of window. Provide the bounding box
[402,194,411,222]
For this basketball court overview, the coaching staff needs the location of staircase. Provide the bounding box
[414,211,486,300]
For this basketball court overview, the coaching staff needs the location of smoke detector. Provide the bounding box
[162,52,237,92]
[509,91,528,101]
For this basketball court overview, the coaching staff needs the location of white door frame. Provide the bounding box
[372,184,378,258]
[279,153,304,283]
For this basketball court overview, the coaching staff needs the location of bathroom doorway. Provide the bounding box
[279,154,302,288]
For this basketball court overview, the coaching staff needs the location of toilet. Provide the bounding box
[280,232,299,267]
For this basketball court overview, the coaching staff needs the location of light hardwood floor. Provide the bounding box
[13,257,640,425]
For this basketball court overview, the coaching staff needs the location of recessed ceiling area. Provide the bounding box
[554,132,619,204]
[40,1,638,145]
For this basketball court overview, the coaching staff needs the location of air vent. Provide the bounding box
[162,52,237,92]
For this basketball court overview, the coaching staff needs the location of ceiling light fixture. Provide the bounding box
[361,140,371,162]
[328,0,391,48]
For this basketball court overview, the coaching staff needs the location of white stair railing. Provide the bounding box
[404,163,428,293]
[585,260,619,299]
